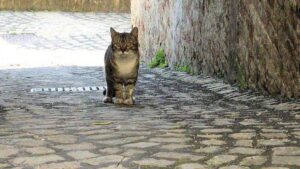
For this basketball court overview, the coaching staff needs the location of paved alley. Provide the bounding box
[0,12,299,169]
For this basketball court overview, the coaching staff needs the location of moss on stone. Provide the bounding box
[175,64,192,74]
[259,56,266,66]
[148,49,168,68]
[217,72,225,78]
[237,65,248,90]
[178,66,192,74]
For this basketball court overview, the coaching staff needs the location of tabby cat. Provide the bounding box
[103,27,140,105]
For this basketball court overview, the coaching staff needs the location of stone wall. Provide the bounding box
[131,0,300,98]
[0,0,130,12]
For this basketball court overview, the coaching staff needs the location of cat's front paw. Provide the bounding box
[123,99,135,105]
[103,97,113,103]
[114,98,124,104]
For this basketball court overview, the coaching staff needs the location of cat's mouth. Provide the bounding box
[120,51,129,55]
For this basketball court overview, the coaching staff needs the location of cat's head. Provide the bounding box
[110,27,139,54]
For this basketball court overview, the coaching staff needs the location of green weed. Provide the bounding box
[148,49,168,68]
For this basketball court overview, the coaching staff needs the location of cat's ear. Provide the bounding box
[131,27,138,38]
[110,27,118,38]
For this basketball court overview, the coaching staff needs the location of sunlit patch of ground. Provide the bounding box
[0,39,104,69]
[0,11,131,69]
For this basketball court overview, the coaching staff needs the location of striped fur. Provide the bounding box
[103,27,140,105]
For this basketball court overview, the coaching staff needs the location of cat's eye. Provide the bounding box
[113,44,120,49]
[127,44,137,50]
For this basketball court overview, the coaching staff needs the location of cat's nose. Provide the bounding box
[121,48,127,53]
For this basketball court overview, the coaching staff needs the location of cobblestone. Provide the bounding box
[206,155,238,166]
[258,139,290,146]
[152,152,204,161]
[201,139,226,146]
[99,147,122,154]
[54,143,96,151]
[240,156,267,166]
[161,143,192,150]
[133,158,175,168]
[261,167,290,169]
[100,165,128,169]
[82,155,125,166]
[195,146,223,154]
[11,155,65,166]
[0,164,9,168]
[36,161,81,169]
[0,148,19,158]
[25,147,55,155]
[123,142,159,148]
[46,134,78,144]
[260,133,288,139]
[122,149,146,157]
[67,151,98,160]
[235,140,253,147]
[219,166,250,169]
[0,11,299,169]
[272,147,300,155]
[149,137,191,143]
[175,163,208,169]
[272,156,300,166]
[229,133,256,139]
[229,147,265,155]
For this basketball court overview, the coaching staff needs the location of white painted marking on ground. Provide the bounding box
[30,86,103,93]
[35,88,43,92]
[84,87,90,91]
[71,87,77,92]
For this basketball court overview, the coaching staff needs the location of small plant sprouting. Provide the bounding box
[148,49,168,68]
[175,64,192,74]
[237,65,248,90]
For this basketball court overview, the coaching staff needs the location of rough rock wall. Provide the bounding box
[0,0,130,12]
[131,0,300,98]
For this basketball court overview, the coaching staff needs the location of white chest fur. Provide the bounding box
[114,51,138,76]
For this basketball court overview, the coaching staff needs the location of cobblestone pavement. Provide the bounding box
[0,12,300,169]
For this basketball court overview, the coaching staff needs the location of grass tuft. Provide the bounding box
[175,64,192,74]
[148,49,168,68]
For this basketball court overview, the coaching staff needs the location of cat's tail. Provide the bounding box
[102,87,107,96]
